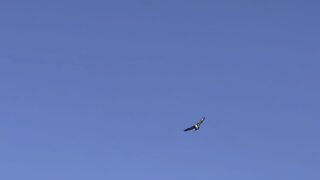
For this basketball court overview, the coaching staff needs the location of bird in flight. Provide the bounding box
[184,117,205,132]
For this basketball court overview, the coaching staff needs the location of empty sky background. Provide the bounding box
[1,0,319,179]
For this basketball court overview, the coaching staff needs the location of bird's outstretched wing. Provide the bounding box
[197,117,205,126]
[184,125,195,132]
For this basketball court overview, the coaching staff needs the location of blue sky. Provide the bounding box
[1,0,319,179]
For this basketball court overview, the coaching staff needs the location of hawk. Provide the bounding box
[184,117,205,132]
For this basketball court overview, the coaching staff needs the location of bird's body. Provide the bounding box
[184,117,205,132]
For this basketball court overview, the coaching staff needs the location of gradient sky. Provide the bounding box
[1,1,319,179]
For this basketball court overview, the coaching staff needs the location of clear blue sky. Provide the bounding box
[1,0,319,179]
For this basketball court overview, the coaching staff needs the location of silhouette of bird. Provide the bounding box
[184,117,205,132]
